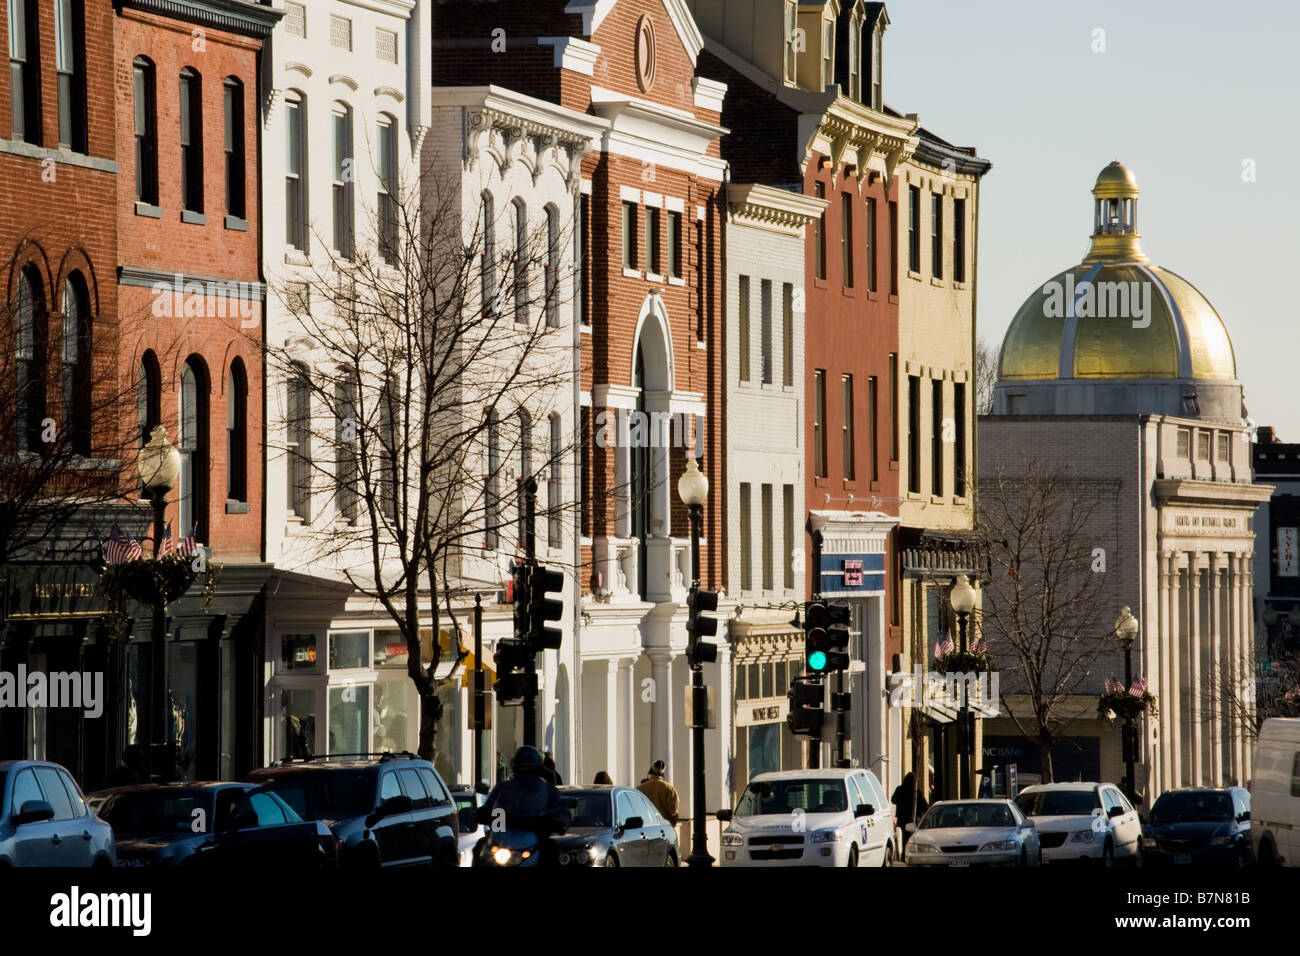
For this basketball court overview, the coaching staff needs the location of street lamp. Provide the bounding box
[677,456,712,869]
[137,425,180,782]
[950,574,977,798]
[1115,606,1140,806]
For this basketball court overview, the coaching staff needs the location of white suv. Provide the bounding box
[1015,782,1142,866]
[717,769,897,867]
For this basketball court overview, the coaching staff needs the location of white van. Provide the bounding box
[1250,717,1300,866]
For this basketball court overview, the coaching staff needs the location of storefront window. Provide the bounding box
[329,631,369,670]
[435,680,461,783]
[329,684,370,754]
[374,670,412,754]
[281,688,317,759]
[748,724,780,777]
[373,629,408,667]
[169,642,199,781]
[281,633,318,672]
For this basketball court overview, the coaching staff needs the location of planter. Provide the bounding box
[1098,690,1158,722]
[935,650,994,674]
[100,555,199,607]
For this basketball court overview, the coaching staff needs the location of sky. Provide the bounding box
[884,0,1300,438]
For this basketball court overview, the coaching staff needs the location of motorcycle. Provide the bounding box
[474,828,544,868]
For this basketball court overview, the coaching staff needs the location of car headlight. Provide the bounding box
[909,839,938,853]
[808,828,843,844]
[1210,835,1233,847]
[1070,830,1096,843]
[979,840,1018,852]
[721,831,745,847]
[1141,836,1156,849]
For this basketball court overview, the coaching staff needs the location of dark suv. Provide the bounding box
[246,754,458,868]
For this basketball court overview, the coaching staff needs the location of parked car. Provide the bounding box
[449,783,489,867]
[717,769,896,867]
[1015,782,1142,866]
[0,760,116,867]
[89,782,337,868]
[553,785,679,867]
[1141,787,1252,867]
[906,799,1041,867]
[246,753,458,867]
[1250,716,1300,865]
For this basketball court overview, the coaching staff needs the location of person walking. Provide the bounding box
[542,751,563,785]
[891,771,928,846]
[593,771,613,785]
[636,760,679,827]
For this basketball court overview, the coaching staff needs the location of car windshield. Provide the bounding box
[1016,790,1097,817]
[258,770,374,818]
[98,790,213,835]
[1148,792,1234,824]
[920,802,1016,829]
[735,779,849,816]
[564,791,613,828]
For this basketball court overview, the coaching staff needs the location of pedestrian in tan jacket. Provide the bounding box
[637,760,679,826]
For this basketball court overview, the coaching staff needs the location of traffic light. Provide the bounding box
[686,586,719,667]
[511,562,530,644]
[492,638,534,703]
[803,600,851,673]
[956,709,976,756]
[1122,723,1139,763]
[525,564,564,652]
[787,675,824,736]
[803,601,828,672]
[823,603,851,672]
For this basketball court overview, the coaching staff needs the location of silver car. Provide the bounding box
[905,798,1040,867]
[0,760,116,867]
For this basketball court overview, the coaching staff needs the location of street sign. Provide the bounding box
[1008,763,1018,798]
[684,685,716,729]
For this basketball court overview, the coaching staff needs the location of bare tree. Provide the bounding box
[975,337,997,415]
[262,153,587,761]
[1211,647,1300,741]
[977,455,1115,781]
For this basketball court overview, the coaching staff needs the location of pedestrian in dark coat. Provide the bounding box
[891,772,928,844]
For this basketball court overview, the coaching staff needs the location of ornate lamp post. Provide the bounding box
[950,574,977,799]
[1115,607,1141,806]
[677,456,712,869]
[136,425,180,782]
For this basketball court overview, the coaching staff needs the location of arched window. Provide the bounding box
[480,190,496,314]
[512,198,528,320]
[285,90,308,250]
[61,271,91,455]
[286,361,311,521]
[547,412,562,548]
[377,113,398,263]
[332,101,354,258]
[223,77,246,219]
[179,356,209,542]
[179,67,203,214]
[544,203,559,328]
[517,408,532,548]
[15,265,47,452]
[226,358,247,503]
[137,350,161,447]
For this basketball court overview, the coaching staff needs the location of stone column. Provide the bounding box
[1189,553,1203,786]
[620,656,636,787]
[1167,553,1182,790]
[1242,558,1256,780]
[603,659,620,779]
[1207,553,1222,786]
[1157,551,1172,796]
[648,649,674,782]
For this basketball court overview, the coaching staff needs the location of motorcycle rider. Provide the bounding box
[477,745,571,865]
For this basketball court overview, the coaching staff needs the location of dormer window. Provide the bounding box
[871,25,882,108]
[822,19,833,90]
[783,2,796,83]
[848,22,860,100]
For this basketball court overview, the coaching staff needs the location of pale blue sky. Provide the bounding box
[885,0,1299,438]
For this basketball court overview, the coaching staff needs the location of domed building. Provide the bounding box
[978,163,1272,802]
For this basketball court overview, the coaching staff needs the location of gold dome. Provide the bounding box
[1093,161,1140,198]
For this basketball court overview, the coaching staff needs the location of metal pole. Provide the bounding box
[523,478,537,747]
[959,609,970,799]
[686,502,713,868]
[1123,638,1135,805]
[809,525,822,771]
[149,489,168,782]
[473,594,484,787]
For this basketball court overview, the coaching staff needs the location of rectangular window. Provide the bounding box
[285,2,305,37]
[868,375,878,482]
[782,282,794,387]
[908,185,920,273]
[375,27,398,63]
[377,117,398,263]
[821,20,833,89]
[814,182,826,280]
[667,210,682,278]
[329,15,352,50]
[738,275,750,382]
[783,484,795,590]
[9,0,38,143]
[132,57,157,204]
[645,205,661,275]
[931,192,943,278]
[848,22,859,100]
[865,197,877,293]
[224,80,245,218]
[285,93,307,250]
[871,28,882,108]
[953,197,966,283]
[579,193,590,325]
[1176,428,1190,458]
[486,413,499,549]
[332,107,354,257]
[179,69,203,213]
[579,406,590,538]
[1197,431,1210,460]
[621,201,637,270]
[842,374,855,481]
[740,483,752,591]
[888,200,898,295]
[548,414,562,548]
[286,367,311,521]
[761,484,774,591]
[814,369,827,478]
[907,375,920,493]
[841,192,853,287]
[335,379,357,523]
[760,279,773,384]
[1217,432,1230,461]
[931,379,943,495]
[544,205,559,327]
[54,0,85,151]
[954,382,966,497]
[513,200,528,320]
[226,366,247,502]
[783,2,796,82]
[889,353,899,461]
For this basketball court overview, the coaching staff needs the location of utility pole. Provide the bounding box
[523,477,537,747]
[473,593,484,787]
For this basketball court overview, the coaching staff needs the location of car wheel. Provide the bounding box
[1237,843,1253,868]
[846,844,859,868]
[882,842,894,867]
[1102,840,1114,868]
[92,855,113,870]
[1133,847,1143,868]
[665,851,677,867]
[1259,838,1281,868]
[346,843,382,870]
[604,852,620,868]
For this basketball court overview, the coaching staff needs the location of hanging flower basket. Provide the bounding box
[1098,688,1158,722]
[935,649,994,673]
[100,555,199,607]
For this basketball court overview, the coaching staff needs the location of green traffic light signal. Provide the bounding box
[808,650,827,672]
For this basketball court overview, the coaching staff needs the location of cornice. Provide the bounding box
[118,0,282,37]
[728,182,827,236]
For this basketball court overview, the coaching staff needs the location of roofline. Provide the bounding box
[117,0,283,38]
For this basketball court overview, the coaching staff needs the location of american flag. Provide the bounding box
[971,637,987,654]
[935,637,954,659]
[176,525,200,558]
[1129,678,1147,698]
[104,524,143,565]
[158,522,174,558]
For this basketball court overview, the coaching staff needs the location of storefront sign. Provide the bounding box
[1279,527,1298,577]
[2,565,106,622]
[1160,507,1248,538]
[734,696,789,727]
[842,559,863,586]
[818,552,885,594]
